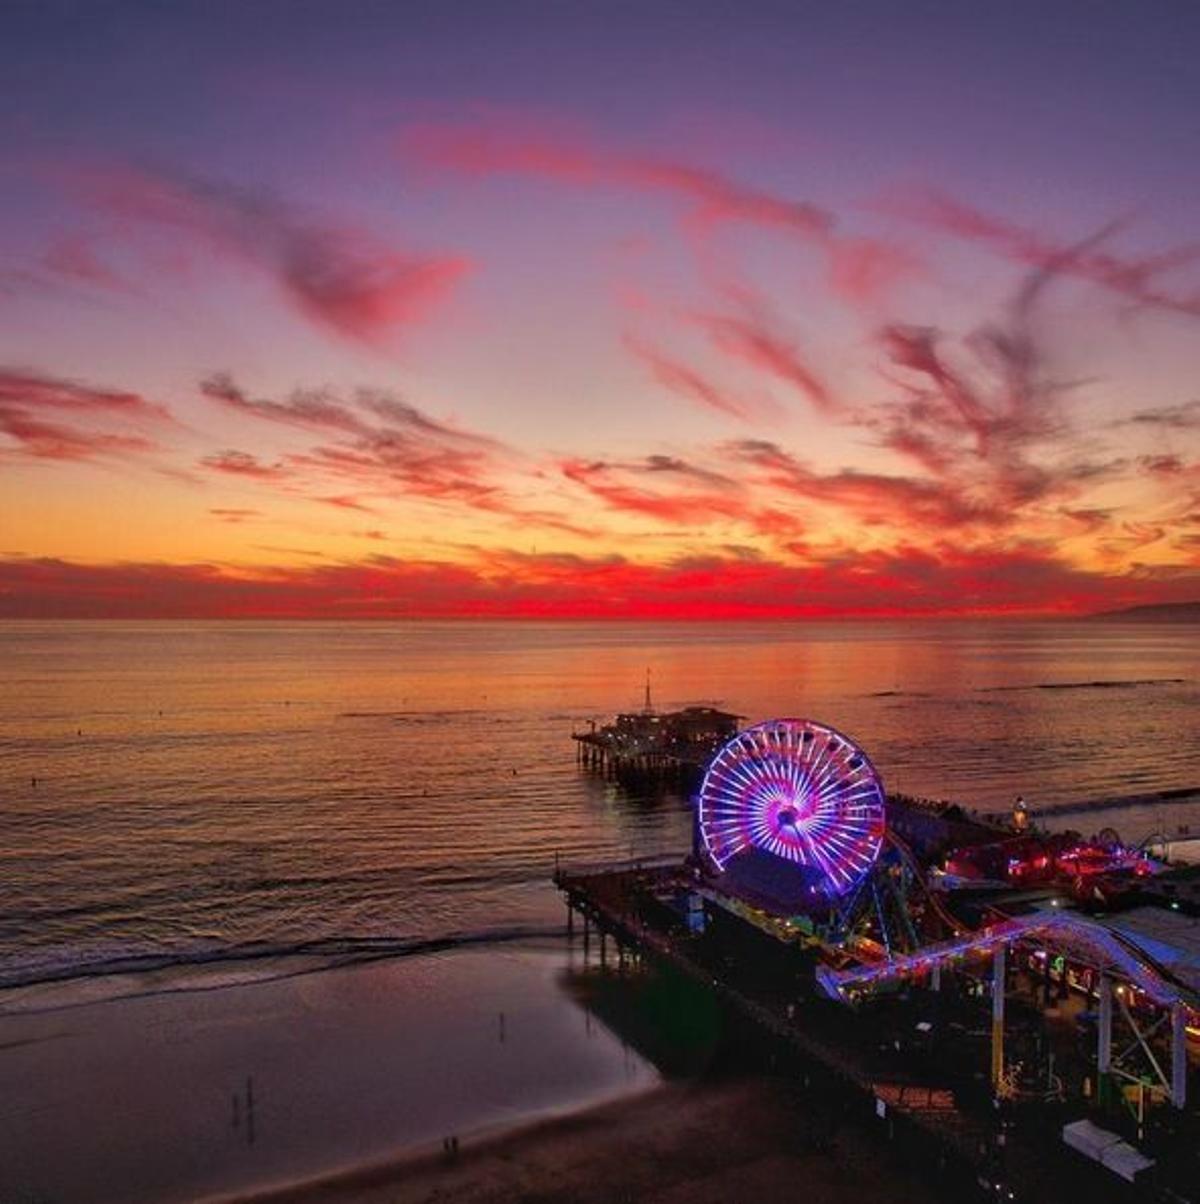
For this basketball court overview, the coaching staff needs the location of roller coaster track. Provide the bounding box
[817,908,1200,1010]
[883,828,969,937]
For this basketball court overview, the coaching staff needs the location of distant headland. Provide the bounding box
[1090,600,1200,622]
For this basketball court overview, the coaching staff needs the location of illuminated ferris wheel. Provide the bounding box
[697,718,886,900]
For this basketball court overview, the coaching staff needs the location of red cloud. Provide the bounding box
[562,457,744,525]
[881,324,1000,454]
[2,549,1197,620]
[0,368,169,421]
[862,256,1131,520]
[195,376,589,534]
[200,373,498,449]
[0,367,170,463]
[1139,454,1185,476]
[71,169,469,345]
[561,456,803,539]
[896,192,1200,319]
[43,233,132,293]
[200,374,368,437]
[401,119,917,305]
[724,439,1007,531]
[209,508,262,523]
[1127,400,1200,431]
[624,335,763,422]
[827,237,920,306]
[197,375,501,504]
[0,409,155,461]
[315,494,376,513]
[693,310,834,414]
[403,121,834,239]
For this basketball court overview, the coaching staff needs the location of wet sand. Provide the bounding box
[227,1077,943,1204]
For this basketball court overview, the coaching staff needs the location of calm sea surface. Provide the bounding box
[1,619,1197,996]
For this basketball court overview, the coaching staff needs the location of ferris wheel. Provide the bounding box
[697,718,886,900]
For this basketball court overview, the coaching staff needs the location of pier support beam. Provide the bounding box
[1098,975,1112,1075]
[991,944,1006,1093]
[1171,1001,1188,1109]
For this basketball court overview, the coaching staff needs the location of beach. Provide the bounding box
[0,941,946,1204]
[227,1077,942,1204]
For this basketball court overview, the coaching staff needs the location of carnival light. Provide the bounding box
[697,718,886,898]
[817,910,1199,1009]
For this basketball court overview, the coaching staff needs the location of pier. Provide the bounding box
[556,717,1200,1202]
[555,856,1200,1202]
[556,860,1004,1182]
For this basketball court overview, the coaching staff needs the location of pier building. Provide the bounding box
[573,692,739,785]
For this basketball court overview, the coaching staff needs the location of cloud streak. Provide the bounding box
[560,455,805,540]
[403,120,834,239]
[724,438,1007,530]
[70,168,470,345]
[401,117,917,305]
[896,192,1200,319]
[623,335,764,422]
[196,375,590,535]
[693,309,834,414]
[0,367,171,463]
[1127,400,1200,431]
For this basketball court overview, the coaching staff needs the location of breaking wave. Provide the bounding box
[0,924,563,1013]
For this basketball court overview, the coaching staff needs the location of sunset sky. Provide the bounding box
[2,0,1199,618]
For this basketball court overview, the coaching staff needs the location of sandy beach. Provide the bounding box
[1,945,948,1204]
[227,1077,944,1204]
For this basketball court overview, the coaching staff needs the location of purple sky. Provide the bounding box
[2,0,1198,618]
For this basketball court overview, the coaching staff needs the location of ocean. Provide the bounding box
[1,618,1197,1000]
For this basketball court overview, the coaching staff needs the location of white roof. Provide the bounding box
[1062,1119,1122,1158]
[1097,906,1200,989]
